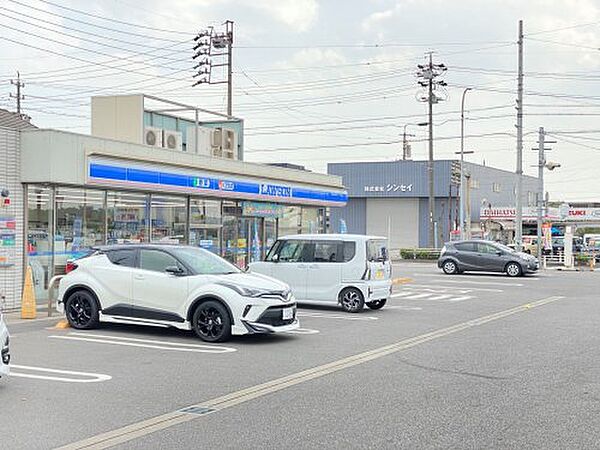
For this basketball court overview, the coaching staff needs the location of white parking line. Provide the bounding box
[49,333,237,353]
[391,290,475,303]
[10,365,111,383]
[283,327,320,335]
[298,312,378,321]
[386,306,423,311]
[400,293,432,300]
[424,278,523,287]
[407,284,503,292]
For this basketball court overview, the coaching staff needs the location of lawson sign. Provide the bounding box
[87,160,347,206]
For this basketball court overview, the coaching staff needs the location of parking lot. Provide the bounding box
[2,262,600,449]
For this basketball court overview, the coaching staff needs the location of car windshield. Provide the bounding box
[172,247,241,275]
[495,243,514,253]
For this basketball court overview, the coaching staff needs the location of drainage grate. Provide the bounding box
[179,406,215,416]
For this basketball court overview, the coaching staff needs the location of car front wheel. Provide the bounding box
[366,299,387,310]
[192,301,232,343]
[505,262,522,277]
[65,290,99,330]
[340,288,364,313]
[442,260,458,275]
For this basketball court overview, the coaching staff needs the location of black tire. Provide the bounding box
[65,290,99,330]
[366,299,387,310]
[441,259,458,275]
[505,262,522,277]
[340,288,365,313]
[192,301,232,343]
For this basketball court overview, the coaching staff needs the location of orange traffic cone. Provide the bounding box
[21,266,37,319]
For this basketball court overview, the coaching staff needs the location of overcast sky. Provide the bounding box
[1,0,600,202]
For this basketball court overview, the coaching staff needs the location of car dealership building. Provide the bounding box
[328,160,538,250]
[0,95,347,309]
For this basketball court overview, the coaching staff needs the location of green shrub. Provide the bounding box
[400,248,440,260]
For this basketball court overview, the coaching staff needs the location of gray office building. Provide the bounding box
[328,160,538,249]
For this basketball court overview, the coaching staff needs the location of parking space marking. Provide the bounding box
[49,333,237,353]
[57,296,565,450]
[298,312,378,321]
[10,365,111,383]
[391,289,474,303]
[423,277,523,287]
[386,306,423,311]
[284,327,320,335]
[407,284,503,292]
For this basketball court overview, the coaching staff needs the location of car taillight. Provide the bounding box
[65,262,78,273]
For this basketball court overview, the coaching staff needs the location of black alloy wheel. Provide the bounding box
[366,299,387,310]
[65,290,99,329]
[192,301,232,343]
[340,288,365,313]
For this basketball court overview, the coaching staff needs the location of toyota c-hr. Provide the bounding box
[57,245,299,342]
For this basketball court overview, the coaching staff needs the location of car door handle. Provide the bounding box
[134,274,145,280]
[298,264,308,269]
[308,264,319,269]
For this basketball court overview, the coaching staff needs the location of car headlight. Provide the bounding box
[216,283,270,298]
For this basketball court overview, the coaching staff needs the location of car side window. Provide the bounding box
[477,243,498,254]
[455,242,476,252]
[343,241,356,262]
[106,249,136,268]
[139,249,181,273]
[277,240,312,262]
[314,241,342,263]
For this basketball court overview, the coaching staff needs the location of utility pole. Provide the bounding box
[225,20,233,117]
[459,87,472,240]
[515,19,524,251]
[10,71,24,115]
[402,124,414,160]
[417,53,447,247]
[534,127,558,263]
[193,20,234,117]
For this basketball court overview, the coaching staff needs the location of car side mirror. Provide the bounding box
[165,266,185,276]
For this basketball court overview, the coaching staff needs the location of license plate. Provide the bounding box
[282,308,294,320]
[375,270,384,280]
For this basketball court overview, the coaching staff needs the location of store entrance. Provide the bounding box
[222,201,279,268]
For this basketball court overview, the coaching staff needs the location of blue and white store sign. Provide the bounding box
[87,157,347,207]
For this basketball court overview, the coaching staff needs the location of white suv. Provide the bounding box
[0,310,9,378]
[57,245,299,342]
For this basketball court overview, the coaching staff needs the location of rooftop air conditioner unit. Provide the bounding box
[163,130,182,151]
[211,128,223,148]
[144,127,163,147]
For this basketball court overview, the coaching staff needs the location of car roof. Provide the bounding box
[279,234,386,241]
[93,243,194,252]
[447,239,500,245]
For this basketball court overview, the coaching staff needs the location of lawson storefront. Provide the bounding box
[17,129,347,304]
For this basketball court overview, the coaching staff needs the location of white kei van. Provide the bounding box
[0,309,10,378]
[249,234,392,313]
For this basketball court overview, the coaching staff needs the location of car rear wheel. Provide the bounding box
[192,301,232,343]
[505,262,522,277]
[65,290,99,330]
[340,288,364,313]
[366,299,387,310]
[442,260,458,275]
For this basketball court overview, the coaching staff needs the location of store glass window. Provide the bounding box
[150,195,187,243]
[301,207,320,234]
[107,192,149,244]
[27,185,53,301]
[278,206,301,237]
[189,198,221,254]
[55,188,105,273]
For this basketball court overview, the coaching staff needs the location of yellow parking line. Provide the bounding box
[393,277,414,285]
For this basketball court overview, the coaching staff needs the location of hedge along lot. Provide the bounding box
[399,249,441,260]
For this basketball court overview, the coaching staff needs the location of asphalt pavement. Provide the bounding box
[1,262,599,449]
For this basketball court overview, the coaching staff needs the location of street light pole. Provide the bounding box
[460,87,472,240]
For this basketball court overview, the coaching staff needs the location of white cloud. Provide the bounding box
[251,0,319,32]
